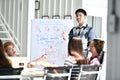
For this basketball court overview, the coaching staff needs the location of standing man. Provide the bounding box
[62,8,96,57]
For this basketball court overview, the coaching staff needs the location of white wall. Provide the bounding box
[107,0,120,80]
[0,0,29,56]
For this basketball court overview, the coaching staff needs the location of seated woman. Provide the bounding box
[64,36,88,66]
[4,41,17,56]
[64,36,88,80]
[89,39,105,65]
[0,39,12,68]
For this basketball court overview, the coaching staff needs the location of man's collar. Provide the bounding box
[78,23,87,29]
[79,22,86,26]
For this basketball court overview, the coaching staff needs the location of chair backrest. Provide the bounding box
[99,51,105,64]
[0,67,23,75]
[43,65,101,80]
[0,67,23,80]
[77,65,102,80]
[43,66,72,80]
[70,65,81,80]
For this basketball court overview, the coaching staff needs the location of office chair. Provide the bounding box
[99,51,105,64]
[77,65,102,80]
[43,66,72,80]
[0,67,23,80]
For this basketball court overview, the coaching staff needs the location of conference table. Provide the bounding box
[7,57,45,80]
[22,68,44,80]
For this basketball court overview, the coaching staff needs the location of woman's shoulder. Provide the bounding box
[89,57,100,65]
[64,56,76,66]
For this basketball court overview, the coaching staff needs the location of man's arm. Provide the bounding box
[88,27,96,42]
[87,27,96,47]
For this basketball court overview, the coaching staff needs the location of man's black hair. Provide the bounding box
[75,8,87,16]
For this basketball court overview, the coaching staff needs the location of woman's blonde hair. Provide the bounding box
[4,41,14,51]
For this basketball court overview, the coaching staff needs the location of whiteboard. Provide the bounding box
[30,19,74,66]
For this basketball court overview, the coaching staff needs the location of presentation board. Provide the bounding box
[30,19,74,66]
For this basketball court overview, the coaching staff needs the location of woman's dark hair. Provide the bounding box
[0,39,12,68]
[68,37,87,65]
[93,39,105,54]
[0,39,5,56]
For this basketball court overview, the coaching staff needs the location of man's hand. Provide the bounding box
[62,31,68,40]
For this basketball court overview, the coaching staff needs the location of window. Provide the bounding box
[87,16,102,38]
